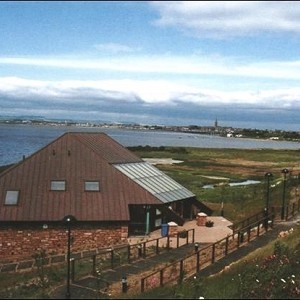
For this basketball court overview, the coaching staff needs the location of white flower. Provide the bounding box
[281,278,286,283]
[292,275,295,278]
[291,280,295,284]
[256,279,259,283]
[199,297,204,299]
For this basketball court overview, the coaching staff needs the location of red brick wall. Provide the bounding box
[0,223,128,263]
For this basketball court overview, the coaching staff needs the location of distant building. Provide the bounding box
[214,117,218,129]
[0,132,211,262]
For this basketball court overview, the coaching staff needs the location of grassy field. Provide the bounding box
[130,146,300,222]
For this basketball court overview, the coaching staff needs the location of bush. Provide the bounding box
[178,230,188,238]
[205,220,214,227]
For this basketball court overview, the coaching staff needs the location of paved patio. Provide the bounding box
[128,216,233,247]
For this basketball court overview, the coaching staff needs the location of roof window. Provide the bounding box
[85,181,100,191]
[51,180,66,191]
[5,190,19,205]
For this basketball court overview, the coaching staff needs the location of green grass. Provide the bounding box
[130,146,300,222]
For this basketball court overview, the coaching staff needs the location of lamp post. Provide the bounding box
[265,172,273,213]
[281,168,289,220]
[63,215,76,299]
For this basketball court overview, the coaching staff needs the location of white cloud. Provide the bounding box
[2,55,300,81]
[151,1,300,38]
[1,76,300,109]
[93,43,142,53]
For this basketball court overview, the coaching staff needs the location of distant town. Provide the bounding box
[1,116,300,142]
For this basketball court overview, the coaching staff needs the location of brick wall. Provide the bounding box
[0,223,129,264]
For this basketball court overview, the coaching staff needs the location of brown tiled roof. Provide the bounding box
[0,132,161,222]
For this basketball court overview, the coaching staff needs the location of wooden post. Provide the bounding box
[156,239,159,254]
[247,226,251,243]
[111,249,114,268]
[225,236,229,256]
[92,255,96,276]
[160,270,164,287]
[141,278,145,293]
[143,242,146,258]
[179,260,184,283]
[212,243,215,263]
[196,251,200,273]
[127,245,131,263]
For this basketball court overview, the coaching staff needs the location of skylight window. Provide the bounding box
[85,181,100,191]
[5,190,19,205]
[51,180,66,191]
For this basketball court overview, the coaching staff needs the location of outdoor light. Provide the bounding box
[137,244,142,258]
[122,274,128,293]
[194,242,199,252]
[62,215,77,299]
[281,168,289,220]
[264,172,273,214]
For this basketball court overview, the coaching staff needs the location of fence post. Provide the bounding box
[156,239,159,254]
[127,245,131,263]
[167,236,170,250]
[257,222,260,237]
[111,249,114,269]
[212,243,215,263]
[237,232,240,248]
[196,251,200,273]
[292,203,295,217]
[179,260,184,283]
[160,269,164,287]
[177,233,180,248]
[141,278,145,293]
[225,236,229,256]
[285,205,289,221]
[143,242,146,258]
[247,226,251,243]
[186,230,189,245]
[92,255,96,276]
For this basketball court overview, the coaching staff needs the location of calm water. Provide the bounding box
[0,124,299,166]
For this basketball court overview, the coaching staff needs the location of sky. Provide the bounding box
[1,1,300,131]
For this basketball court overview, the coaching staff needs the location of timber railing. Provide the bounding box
[138,210,275,294]
[70,228,195,282]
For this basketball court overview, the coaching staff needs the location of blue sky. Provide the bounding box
[1,1,300,130]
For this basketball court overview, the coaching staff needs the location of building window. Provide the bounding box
[85,181,100,191]
[5,190,19,205]
[51,180,66,191]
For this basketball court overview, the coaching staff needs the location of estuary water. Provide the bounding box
[0,124,299,166]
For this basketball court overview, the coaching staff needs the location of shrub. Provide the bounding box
[205,220,214,227]
[178,230,188,238]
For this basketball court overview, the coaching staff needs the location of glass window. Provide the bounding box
[51,180,66,191]
[85,181,100,191]
[5,190,19,205]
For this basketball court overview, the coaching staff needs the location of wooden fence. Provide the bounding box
[138,211,275,294]
[70,228,195,282]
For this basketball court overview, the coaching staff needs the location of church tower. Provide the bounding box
[214,117,218,128]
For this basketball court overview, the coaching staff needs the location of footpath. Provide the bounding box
[49,215,300,299]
